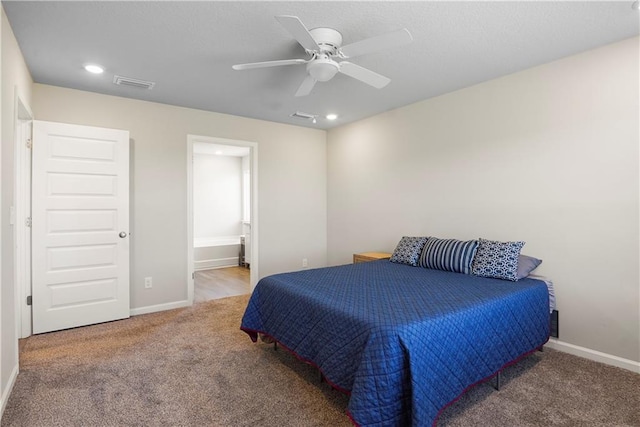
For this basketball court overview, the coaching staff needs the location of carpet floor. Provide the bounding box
[2,295,638,426]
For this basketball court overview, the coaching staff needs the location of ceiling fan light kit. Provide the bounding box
[307,55,339,81]
[232,15,413,97]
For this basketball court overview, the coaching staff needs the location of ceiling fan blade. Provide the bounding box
[339,62,390,89]
[275,15,321,52]
[232,58,307,71]
[295,75,317,97]
[340,28,413,59]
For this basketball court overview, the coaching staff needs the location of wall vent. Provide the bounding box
[113,75,155,90]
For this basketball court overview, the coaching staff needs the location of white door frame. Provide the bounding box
[186,134,259,303]
[14,92,33,338]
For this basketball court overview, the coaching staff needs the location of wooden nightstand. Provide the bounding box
[353,252,392,263]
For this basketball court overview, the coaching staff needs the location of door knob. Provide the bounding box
[119,232,127,238]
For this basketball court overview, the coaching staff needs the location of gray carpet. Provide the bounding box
[2,295,638,426]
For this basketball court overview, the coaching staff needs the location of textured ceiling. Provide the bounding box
[3,1,639,130]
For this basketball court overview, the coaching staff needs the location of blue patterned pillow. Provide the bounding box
[390,236,429,266]
[472,239,525,281]
[418,237,479,274]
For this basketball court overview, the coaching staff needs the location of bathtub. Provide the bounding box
[194,236,242,270]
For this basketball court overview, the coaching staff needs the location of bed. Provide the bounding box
[241,259,550,426]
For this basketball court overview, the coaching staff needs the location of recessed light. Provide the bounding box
[633,0,640,10]
[215,150,223,155]
[326,114,338,121]
[84,64,104,74]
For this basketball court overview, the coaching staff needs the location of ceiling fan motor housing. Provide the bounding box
[309,27,343,53]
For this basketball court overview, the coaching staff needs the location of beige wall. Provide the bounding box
[33,84,327,310]
[1,6,33,409]
[327,37,639,363]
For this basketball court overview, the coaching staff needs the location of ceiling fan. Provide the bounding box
[232,15,413,97]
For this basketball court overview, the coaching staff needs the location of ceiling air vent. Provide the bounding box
[113,75,155,90]
[290,111,316,120]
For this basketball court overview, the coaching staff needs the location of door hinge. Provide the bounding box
[26,295,32,306]
[192,272,195,279]
[26,138,32,149]
[25,217,32,227]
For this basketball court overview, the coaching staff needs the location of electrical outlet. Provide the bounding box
[302,258,308,268]
[144,277,153,289]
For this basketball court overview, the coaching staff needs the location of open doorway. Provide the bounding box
[186,135,258,304]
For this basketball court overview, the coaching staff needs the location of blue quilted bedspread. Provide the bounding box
[241,260,550,426]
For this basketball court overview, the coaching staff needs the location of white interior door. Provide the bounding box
[32,121,130,334]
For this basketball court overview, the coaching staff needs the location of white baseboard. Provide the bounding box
[130,299,191,316]
[194,257,238,271]
[545,338,640,373]
[1,363,19,418]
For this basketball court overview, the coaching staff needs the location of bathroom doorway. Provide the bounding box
[187,135,258,303]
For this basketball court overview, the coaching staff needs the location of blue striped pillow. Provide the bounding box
[418,237,479,274]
